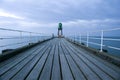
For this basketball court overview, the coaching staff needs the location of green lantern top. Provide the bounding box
[58,23,62,30]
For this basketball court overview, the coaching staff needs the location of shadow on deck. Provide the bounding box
[0,38,120,80]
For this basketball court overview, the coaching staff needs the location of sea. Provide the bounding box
[0,36,120,58]
[0,36,49,54]
[71,36,120,58]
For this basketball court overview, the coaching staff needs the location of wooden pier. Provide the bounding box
[0,38,120,80]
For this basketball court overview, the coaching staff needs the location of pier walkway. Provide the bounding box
[0,38,120,80]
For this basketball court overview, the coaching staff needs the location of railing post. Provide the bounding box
[39,34,41,41]
[20,31,22,39]
[80,34,81,43]
[38,34,40,41]
[74,35,75,43]
[70,36,72,41]
[29,32,32,43]
[20,31,22,44]
[87,32,89,47]
[100,30,103,52]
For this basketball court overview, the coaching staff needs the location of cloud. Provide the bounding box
[3,0,16,2]
[0,9,24,19]
[62,19,120,27]
[0,0,119,35]
[0,0,108,22]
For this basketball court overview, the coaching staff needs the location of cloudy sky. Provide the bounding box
[0,0,120,35]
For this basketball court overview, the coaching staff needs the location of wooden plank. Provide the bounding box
[25,49,50,80]
[0,43,44,75]
[87,51,120,73]
[66,55,86,80]
[64,39,120,80]
[62,39,101,80]
[77,47,120,73]
[59,42,74,80]
[68,44,114,80]
[0,42,46,68]
[60,43,86,80]
[0,52,31,75]
[0,46,37,68]
[0,55,34,80]
[10,44,50,80]
[51,44,61,80]
[0,38,119,80]
[39,45,55,80]
[70,53,100,80]
[26,38,54,80]
[77,53,114,80]
[0,43,48,80]
[59,55,74,80]
[67,41,120,80]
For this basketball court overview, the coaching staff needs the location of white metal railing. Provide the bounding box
[0,28,52,53]
[67,28,120,57]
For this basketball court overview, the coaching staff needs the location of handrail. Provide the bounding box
[0,40,31,47]
[0,28,52,53]
[0,28,41,34]
[67,27,120,57]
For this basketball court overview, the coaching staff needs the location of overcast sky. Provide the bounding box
[0,0,120,35]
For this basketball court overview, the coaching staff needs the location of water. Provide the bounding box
[0,36,120,58]
[0,36,50,54]
[73,36,120,58]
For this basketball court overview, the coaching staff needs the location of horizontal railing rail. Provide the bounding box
[0,28,52,53]
[67,28,120,57]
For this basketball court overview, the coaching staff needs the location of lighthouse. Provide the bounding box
[58,23,63,37]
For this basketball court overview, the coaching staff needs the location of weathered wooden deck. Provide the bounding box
[0,38,120,80]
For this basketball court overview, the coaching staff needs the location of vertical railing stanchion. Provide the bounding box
[74,35,75,43]
[39,34,41,41]
[20,31,22,45]
[80,34,81,44]
[36,33,37,42]
[29,32,32,43]
[38,33,39,42]
[87,32,89,47]
[20,31,22,39]
[100,30,103,52]
[75,34,76,42]
[0,28,51,53]
[77,34,79,43]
